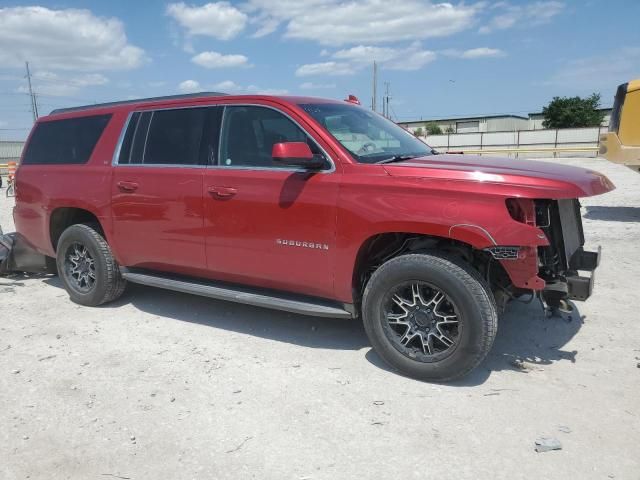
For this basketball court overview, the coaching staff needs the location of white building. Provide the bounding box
[400,108,613,134]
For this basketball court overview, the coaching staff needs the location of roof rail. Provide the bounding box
[49,91,229,115]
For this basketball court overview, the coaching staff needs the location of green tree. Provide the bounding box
[425,122,443,135]
[444,126,455,134]
[542,93,605,129]
[413,127,424,137]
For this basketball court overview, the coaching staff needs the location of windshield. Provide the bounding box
[299,103,434,164]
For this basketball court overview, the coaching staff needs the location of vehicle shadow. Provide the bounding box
[367,298,583,386]
[42,278,583,385]
[43,278,370,351]
[584,206,640,222]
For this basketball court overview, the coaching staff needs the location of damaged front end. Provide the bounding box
[535,199,600,308]
[488,197,601,313]
[500,198,600,312]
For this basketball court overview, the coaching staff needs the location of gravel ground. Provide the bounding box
[1,157,639,480]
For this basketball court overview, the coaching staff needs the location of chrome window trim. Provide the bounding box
[111,111,133,166]
[111,103,336,173]
[141,111,153,164]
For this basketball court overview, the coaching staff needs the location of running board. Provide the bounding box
[120,270,353,319]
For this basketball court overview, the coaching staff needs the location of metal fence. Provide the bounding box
[0,127,607,175]
[422,126,604,158]
[0,141,24,174]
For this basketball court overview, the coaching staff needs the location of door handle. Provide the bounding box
[208,186,238,198]
[117,181,139,192]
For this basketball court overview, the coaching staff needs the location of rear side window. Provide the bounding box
[22,114,111,165]
[118,108,212,166]
[145,108,206,165]
[609,82,628,133]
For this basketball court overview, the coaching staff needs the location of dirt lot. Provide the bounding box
[1,157,639,480]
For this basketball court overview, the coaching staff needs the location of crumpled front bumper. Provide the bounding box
[565,246,601,301]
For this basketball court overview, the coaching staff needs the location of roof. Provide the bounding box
[48,92,345,116]
[528,107,612,117]
[400,114,528,125]
[627,79,640,93]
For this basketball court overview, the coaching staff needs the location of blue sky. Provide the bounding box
[1,0,639,140]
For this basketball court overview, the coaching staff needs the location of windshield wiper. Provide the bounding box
[376,154,418,165]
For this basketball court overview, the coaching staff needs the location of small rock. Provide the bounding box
[509,359,527,371]
[56,334,61,339]
[170,397,176,403]
[233,390,242,394]
[558,425,571,433]
[11,369,20,374]
[636,363,640,369]
[130,435,136,441]
[373,401,385,406]
[535,436,562,453]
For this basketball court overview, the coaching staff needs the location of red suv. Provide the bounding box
[10,92,613,381]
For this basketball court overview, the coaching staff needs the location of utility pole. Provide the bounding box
[383,81,391,118]
[371,61,378,112]
[25,61,39,122]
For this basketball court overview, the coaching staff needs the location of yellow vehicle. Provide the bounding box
[600,79,640,172]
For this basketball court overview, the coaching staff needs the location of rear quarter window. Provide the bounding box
[22,114,112,165]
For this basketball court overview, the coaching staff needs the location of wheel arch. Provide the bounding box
[49,207,107,253]
[349,229,507,307]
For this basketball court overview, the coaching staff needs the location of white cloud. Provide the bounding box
[191,51,251,69]
[245,0,479,46]
[443,47,506,59]
[543,47,640,92]
[479,1,564,34]
[331,43,436,71]
[0,6,145,71]
[210,80,243,91]
[166,2,247,40]
[333,45,399,64]
[178,80,288,95]
[295,61,355,77]
[246,85,289,95]
[461,47,505,59]
[178,79,201,93]
[17,71,109,96]
[299,82,336,90]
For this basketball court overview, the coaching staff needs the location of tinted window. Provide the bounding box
[23,114,111,165]
[143,108,207,165]
[299,103,432,164]
[219,106,326,168]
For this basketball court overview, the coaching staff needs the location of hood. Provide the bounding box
[382,154,615,198]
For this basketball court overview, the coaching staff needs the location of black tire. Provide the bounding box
[56,224,126,306]
[362,253,497,382]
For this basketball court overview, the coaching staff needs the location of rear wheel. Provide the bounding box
[56,224,126,306]
[362,253,497,382]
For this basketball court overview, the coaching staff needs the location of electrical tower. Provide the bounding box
[382,82,391,119]
[371,61,378,112]
[25,61,39,122]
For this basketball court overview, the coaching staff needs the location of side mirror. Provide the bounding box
[272,142,324,169]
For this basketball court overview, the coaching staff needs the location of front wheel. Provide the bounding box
[56,224,126,306]
[362,253,497,382]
